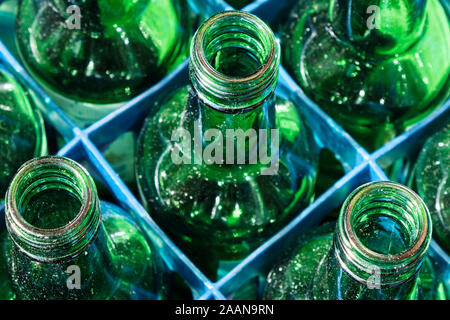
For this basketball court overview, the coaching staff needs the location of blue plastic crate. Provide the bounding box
[0,0,448,300]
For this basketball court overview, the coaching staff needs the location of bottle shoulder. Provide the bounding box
[137,85,319,158]
[136,84,320,191]
[264,223,334,300]
[99,201,168,299]
[0,231,15,300]
[15,0,193,103]
[0,68,46,196]
[282,0,450,119]
[264,221,448,300]
[416,123,450,252]
[135,85,319,260]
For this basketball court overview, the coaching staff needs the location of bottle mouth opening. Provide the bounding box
[5,156,100,263]
[190,11,280,112]
[336,181,431,287]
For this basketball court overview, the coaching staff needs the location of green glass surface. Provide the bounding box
[0,67,46,200]
[0,157,167,300]
[0,232,15,300]
[264,182,448,300]
[136,12,319,280]
[416,122,450,253]
[281,0,450,151]
[15,0,195,190]
[16,0,194,104]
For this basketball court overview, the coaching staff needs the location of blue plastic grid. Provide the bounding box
[0,0,448,300]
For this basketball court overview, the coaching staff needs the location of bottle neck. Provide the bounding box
[189,11,280,119]
[186,11,280,171]
[5,156,101,263]
[329,0,428,55]
[329,182,431,299]
[190,88,276,135]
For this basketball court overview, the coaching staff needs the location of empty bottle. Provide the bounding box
[15,0,195,186]
[16,0,194,104]
[264,182,448,300]
[281,0,450,151]
[0,66,47,200]
[0,156,167,299]
[136,11,319,280]
[416,122,450,253]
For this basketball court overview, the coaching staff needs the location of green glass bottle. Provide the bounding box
[281,0,450,151]
[16,0,193,104]
[0,67,47,201]
[15,0,195,187]
[136,11,319,280]
[264,182,448,300]
[0,156,167,299]
[416,122,450,253]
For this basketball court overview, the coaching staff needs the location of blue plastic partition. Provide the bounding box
[0,0,448,300]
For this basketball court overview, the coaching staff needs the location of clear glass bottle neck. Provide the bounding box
[5,156,101,263]
[329,0,428,55]
[328,182,431,299]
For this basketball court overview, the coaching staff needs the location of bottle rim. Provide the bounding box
[335,181,432,288]
[189,11,280,113]
[5,156,101,263]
